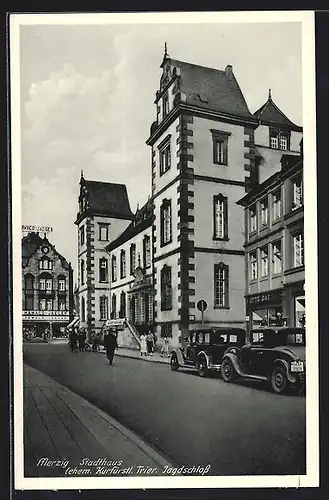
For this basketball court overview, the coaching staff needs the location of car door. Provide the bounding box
[248,330,268,376]
[184,332,197,366]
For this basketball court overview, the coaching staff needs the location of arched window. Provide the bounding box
[39,272,52,291]
[119,291,126,318]
[99,258,108,283]
[111,294,117,319]
[24,273,34,291]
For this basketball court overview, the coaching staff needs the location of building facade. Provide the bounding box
[75,51,303,348]
[22,232,73,338]
[75,174,134,339]
[237,154,304,333]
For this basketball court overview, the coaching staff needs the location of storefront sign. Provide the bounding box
[22,225,53,233]
[23,310,69,322]
[247,289,282,307]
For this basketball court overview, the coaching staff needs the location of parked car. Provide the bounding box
[221,327,305,394]
[170,328,246,377]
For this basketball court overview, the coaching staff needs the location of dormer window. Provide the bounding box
[269,129,290,150]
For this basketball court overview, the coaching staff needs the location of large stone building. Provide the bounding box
[237,153,304,332]
[22,232,74,338]
[76,50,302,348]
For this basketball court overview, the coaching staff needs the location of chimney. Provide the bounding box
[225,65,233,80]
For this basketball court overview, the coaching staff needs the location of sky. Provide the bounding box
[18,18,303,277]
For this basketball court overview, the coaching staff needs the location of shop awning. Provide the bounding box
[67,317,79,329]
[104,318,126,327]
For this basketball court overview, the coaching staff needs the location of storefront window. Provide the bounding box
[295,295,305,327]
[252,306,283,328]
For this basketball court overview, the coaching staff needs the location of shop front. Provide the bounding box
[246,289,285,334]
[22,310,71,339]
[283,280,305,328]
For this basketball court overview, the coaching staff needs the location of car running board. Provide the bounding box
[237,373,268,382]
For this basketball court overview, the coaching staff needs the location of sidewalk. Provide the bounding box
[23,364,171,477]
[115,347,170,365]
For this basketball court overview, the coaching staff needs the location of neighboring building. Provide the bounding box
[74,173,134,339]
[76,50,303,348]
[237,153,304,332]
[22,232,73,338]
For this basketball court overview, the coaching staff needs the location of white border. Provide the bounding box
[11,10,319,490]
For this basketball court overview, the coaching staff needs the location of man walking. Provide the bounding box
[103,329,118,365]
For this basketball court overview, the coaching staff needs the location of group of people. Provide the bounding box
[139,331,156,356]
[68,327,87,353]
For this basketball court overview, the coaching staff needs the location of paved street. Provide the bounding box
[23,342,306,476]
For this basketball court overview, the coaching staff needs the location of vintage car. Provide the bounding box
[170,328,246,377]
[220,327,306,394]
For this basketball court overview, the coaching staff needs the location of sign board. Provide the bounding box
[22,225,53,234]
[23,310,69,322]
[197,300,208,312]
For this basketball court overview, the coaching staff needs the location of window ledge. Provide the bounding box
[160,240,172,248]
[213,236,229,242]
[214,306,230,310]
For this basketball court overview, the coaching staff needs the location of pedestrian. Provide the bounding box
[146,331,154,356]
[160,336,170,358]
[140,334,147,356]
[103,328,118,365]
[91,330,97,352]
[78,328,86,351]
[69,328,78,353]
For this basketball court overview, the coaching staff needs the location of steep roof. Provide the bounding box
[83,180,134,219]
[168,58,255,119]
[253,92,302,130]
[22,232,71,268]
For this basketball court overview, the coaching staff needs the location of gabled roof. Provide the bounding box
[253,92,302,131]
[166,58,255,120]
[22,232,71,269]
[81,179,134,219]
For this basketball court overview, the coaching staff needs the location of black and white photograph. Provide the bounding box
[10,11,319,490]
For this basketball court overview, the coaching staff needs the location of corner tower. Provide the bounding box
[75,172,134,339]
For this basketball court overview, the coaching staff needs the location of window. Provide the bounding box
[270,130,289,150]
[58,297,66,311]
[159,141,171,176]
[260,197,268,226]
[39,279,46,290]
[162,93,169,118]
[46,299,52,311]
[250,252,258,280]
[212,130,230,166]
[161,324,172,338]
[143,235,151,269]
[111,256,117,282]
[25,296,34,310]
[292,177,303,210]
[25,274,34,290]
[120,291,126,318]
[100,296,108,321]
[160,199,172,246]
[213,194,228,239]
[46,279,52,291]
[249,205,257,233]
[58,278,66,291]
[80,259,85,285]
[81,297,85,322]
[99,257,108,282]
[39,299,46,311]
[99,224,109,241]
[130,244,136,275]
[252,331,264,344]
[260,246,269,278]
[80,226,85,246]
[111,294,117,319]
[214,263,229,309]
[39,258,52,270]
[272,240,282,274]
[272,190,281,221]
[161,265,172,310]
[120,250,126,279]
[293,232,304,267]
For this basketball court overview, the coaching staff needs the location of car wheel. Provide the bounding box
[197,357,208,378]
[170,354,179,371]
[221,358,236,383]
[270,365,288,394]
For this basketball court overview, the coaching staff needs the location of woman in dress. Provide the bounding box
[140,334,147,356]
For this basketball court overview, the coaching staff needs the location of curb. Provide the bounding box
[25,364,174,470]
[116,352,170,365]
